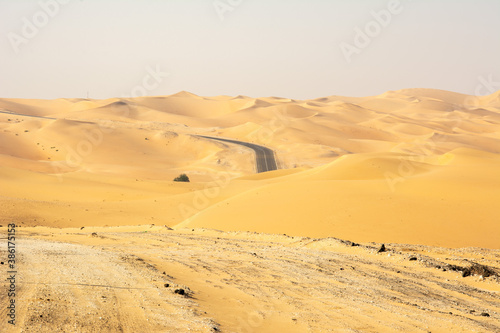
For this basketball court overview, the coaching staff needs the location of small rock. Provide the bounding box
[480,312,490,317]
[377,244,386,253]
[469,264,495,278]
[174,289,185,295]
[80,227,85,230]
[164,283,170,288]
[409,256,417,261]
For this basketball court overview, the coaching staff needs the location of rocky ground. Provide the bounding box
[1,226,499,332]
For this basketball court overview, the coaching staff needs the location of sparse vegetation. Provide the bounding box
[173,173,190,182]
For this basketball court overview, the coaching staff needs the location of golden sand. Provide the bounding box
[1,89,500,332]
[1,88,498,248]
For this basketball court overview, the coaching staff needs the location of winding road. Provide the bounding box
[0,109,279,173]
[195,135,278,173]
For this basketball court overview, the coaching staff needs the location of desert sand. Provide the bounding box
[1,88,499,332]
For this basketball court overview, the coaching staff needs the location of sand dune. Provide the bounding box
[179,148,500,248]
[0,88,499,249]
[1,88,500,332]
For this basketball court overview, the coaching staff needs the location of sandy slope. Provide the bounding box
[0,231,217,333]
[1,88,499,248]
[179,148,500,248]
[1,226,498,333]
[1,89,500,332]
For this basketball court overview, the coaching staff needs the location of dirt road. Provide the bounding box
[0,237,217,333]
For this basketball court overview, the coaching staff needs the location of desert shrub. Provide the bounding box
[173,173,190,182]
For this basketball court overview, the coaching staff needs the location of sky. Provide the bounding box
[1,0,499,100]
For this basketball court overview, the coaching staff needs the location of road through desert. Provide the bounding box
[195,135,278,173]
[1,89,500,332]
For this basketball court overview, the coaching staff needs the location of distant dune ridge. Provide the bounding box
[1,88,499,248]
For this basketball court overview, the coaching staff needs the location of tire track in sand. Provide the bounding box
[0,238,219,333]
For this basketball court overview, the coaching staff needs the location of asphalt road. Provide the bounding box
[0,110,279,173]
[196,135,278,173]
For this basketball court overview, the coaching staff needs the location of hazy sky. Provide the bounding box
[1,0,499,100]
